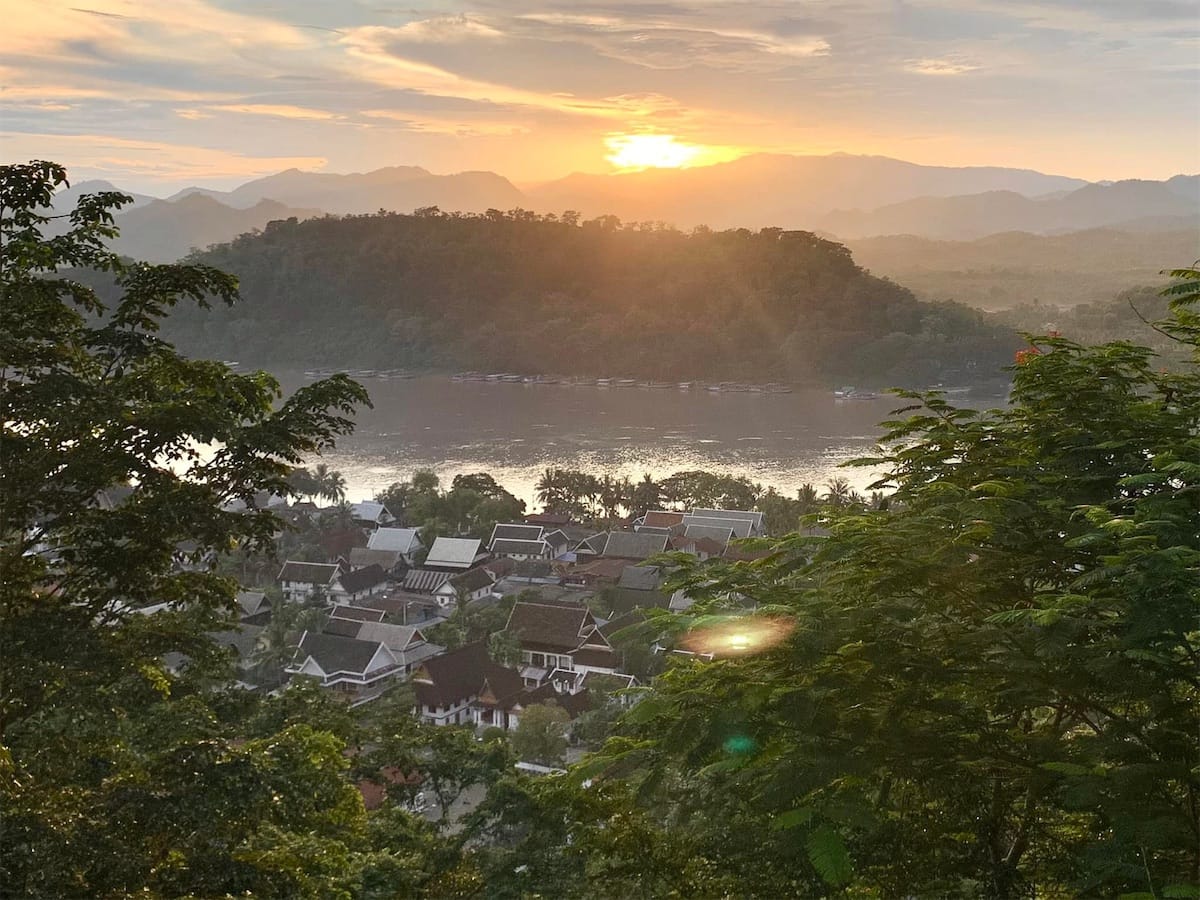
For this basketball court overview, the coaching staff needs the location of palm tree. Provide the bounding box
[536,467,569,514]
[629,473,661,515]
[796,483,821,514]
[312,463,346,504]
[823,477,852,507]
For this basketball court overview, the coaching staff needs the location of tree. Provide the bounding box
[487,629,522,667]
[592,308,1200,894]
[0,161,371,896]
[311,462,347,504]
[629,473,662,516]
[821,475,852,507]
[287,466,322,502]
[510,702,570,766]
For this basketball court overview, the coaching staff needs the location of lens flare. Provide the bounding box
[679,615,795,658]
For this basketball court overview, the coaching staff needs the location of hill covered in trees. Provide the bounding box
[166,210,1018,386]
[846,228,1198,311]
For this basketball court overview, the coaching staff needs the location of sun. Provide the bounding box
[604,133,740,171]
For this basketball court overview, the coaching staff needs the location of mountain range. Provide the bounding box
[52,155,1198,301]
[822,175,1199,239]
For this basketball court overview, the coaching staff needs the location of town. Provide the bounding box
[188,483,781,726]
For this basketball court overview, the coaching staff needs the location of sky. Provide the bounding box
[2,0,1197,194]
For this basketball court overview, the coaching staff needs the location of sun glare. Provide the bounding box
[604,133,740,171]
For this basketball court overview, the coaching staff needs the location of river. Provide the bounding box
[281,374,973,506]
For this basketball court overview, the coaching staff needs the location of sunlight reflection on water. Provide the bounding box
[277,374,922,506]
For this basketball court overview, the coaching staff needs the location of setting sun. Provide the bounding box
[604,133,742,171]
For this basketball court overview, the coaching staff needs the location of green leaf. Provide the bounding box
[1163,885,1200,899]
[770,807,815,831]
[1040,762,1090,776]
[806,825,853,886]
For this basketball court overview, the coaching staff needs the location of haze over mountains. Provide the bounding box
[65,152,1198,310]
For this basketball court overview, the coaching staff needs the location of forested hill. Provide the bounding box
[165,210,1020,386]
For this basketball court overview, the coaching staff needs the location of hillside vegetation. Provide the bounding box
[847,228,1200,310]
[167,210,1018,386]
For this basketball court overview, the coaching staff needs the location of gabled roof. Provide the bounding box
[356,621,425,651]
[348,547,403,571]
[412,641,516,708]
[483,557,517,579]
[448,567,495,593]
[236,590,269,618]
[350,501,392,523]
[689,508,764,530]
[610,585,671,614]
[563,558,628,582]
[618,565,663,591]
[572,646,619,669]
[338,564,388,594]
[598,609,648,639]
[683,524,735,545]
[505,601,603,653]
[524,512,571,526]
[634,525,673,536]
[404,568,452,594]
[368,527,422,553]
[329,604,388,623]
[641,510,685,528]
[321,617,365,638]
[601,530,669,561]
[543,529,571,550]
[425,537,483,569]
[490,523,544,545]
[575,532,608,555]
[579,671,637,692]
[683,513,754,538]
[477,668,528,708]
[294,631,386,676]
[491,538,548,556]
[278,561,340,585]
[554,690,593,719]
[693,537,728,556]
[210,624,265,662]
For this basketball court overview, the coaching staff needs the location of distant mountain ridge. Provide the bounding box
[110,194,322,262]
[822,176,1200,239]
[523,153,1092,229]
[846,227,1200,310]
[166,165,525,215]
[55,155,1198,262]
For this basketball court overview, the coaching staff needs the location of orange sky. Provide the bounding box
[2,0,1196,192]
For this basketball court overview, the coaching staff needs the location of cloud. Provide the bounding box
[2,132,327,184]
[386,15,504,43]
[209,103,342,121]
[511,12,830,71]
[905,58,980,76]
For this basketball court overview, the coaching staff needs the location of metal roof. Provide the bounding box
[403,568,452,594]
[425,537,483,569]
[682,515,753,538]
[368,527,421,552]
[601,530,669,560]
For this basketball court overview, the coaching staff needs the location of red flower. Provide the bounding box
[1015,346,1042,365]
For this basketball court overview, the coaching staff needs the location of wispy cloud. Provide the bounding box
[905,58,980,76]
[1,0,1194,186]
[2,132,327,182]
[209,103,342,121]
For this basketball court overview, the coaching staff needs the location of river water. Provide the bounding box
[282,374,953,507]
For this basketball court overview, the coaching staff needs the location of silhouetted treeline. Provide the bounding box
[161,209,1020,385]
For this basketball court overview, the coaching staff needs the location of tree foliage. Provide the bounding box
[586,310,1200,895]
[0,161,371,896]
[155,208,1019,385]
